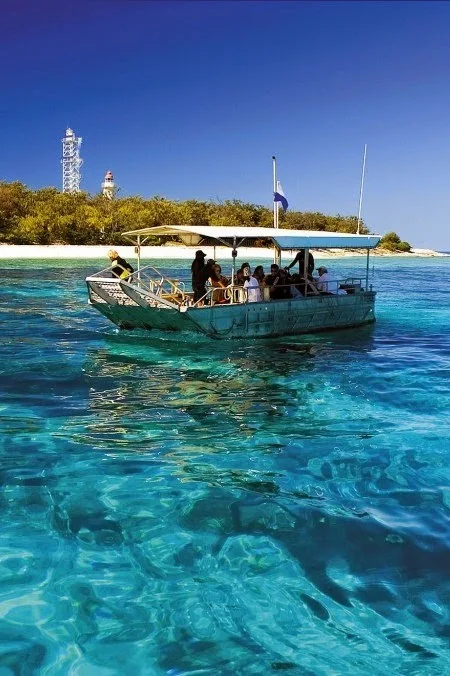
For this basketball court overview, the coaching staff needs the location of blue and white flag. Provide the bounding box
[274,181,288,211]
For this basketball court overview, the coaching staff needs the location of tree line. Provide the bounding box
[0,181,410,250]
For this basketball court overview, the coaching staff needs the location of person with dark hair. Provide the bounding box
[107,250,134,279]
[191,250,207,302]
[291,273,319,297]
[244,266,262,302]
[234,268,246,286]
[285,249,315,276]
[264,264,290,300]
[239,262,251,279]
[209,263,229,304]
[253,265,265,284]
[195,258,216,304]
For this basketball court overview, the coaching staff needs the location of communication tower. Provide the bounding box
[61,127,83,193]
[101,170,116,199]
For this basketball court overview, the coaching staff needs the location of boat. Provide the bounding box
[85,225,380,339]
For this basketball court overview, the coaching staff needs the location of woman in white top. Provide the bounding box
[244,268,262,302]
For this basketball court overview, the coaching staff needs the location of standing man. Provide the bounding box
[191,250,207,302]
[285,249,315,277]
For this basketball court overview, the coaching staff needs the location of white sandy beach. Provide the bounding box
[0,244,446,260]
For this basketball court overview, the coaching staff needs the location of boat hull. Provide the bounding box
[87,280,376,339]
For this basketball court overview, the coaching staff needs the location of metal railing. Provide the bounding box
[87,264,187,303]
[87,264,368,310]
[192,285,248,307]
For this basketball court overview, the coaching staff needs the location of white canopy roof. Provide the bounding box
[122,225,380,250]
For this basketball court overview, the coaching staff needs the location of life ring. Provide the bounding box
[224,287,233,302]
[223,286,247,303]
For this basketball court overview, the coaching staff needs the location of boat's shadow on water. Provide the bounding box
[76,323,379,445]
[99,323,377,360]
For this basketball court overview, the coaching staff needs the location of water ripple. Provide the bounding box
[0,258,450,673]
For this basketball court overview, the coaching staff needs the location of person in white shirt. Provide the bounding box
[316,266,346,294]
[316,266,332,292]
[244,270,262,302]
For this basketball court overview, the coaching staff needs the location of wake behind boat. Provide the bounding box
[86,226,380,339]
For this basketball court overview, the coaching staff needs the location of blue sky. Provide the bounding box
[1,1,450,249]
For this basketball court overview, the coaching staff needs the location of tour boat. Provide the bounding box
[85,225,380,339]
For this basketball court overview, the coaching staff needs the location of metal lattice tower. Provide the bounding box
[61,127,83,193]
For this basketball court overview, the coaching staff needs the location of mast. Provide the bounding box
[356,143,367,235]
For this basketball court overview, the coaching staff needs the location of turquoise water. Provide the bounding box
[1,256,450,675]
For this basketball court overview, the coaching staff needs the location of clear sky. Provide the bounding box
[1,0,450,249]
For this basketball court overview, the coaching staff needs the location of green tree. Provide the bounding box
[0,181,33,241]
[379,231,411,252]
[0,180,378,245]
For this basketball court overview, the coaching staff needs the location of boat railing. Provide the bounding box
[339,278,364,293]
[191,277,366,307]
[87,265,369,310]
[87,264,188,306]
[133,265,187,299]
[291,277,366,295]
[191,285,248,308]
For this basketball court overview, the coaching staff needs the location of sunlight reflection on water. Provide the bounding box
[0,257,449,674]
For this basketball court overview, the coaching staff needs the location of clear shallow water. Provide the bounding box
[1,256,450,675]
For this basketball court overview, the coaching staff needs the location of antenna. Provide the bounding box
[61,127,83,193]
[356,144,367,235]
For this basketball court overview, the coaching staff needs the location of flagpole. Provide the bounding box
[272,155,278,229]
[276,191,279,229]
[356,143,367,235]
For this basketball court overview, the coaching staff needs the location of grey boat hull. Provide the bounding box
[87,278,376,339]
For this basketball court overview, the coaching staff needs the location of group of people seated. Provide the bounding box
[191,249,348,305]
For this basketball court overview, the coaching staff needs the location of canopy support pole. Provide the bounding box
[304,247,309,280]
[274,244,281,266]
[137,235,141,280]
[231,237,237,284]
[365,248,370,290]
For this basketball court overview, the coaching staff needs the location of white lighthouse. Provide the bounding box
[101,170,116,199]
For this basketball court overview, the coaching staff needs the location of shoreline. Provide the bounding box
[0,244,447,260]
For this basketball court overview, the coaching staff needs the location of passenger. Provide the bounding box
[278,268,292,298]
[316,266,331,293]
[315,266,345,294]
[253,265,271,300]
[210,263,229,304]
[253,265,265,284]
[289,276,303,298]
[285,249,315,276]
[264,264,291,300]
[191,250,207,302]
[197,259,216,304]
[244,267,262,302]
[234,268,246,286]
[239,261,251,278]
[107,250,134,279]
[211,263,229,286]
[291,273,319,297]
